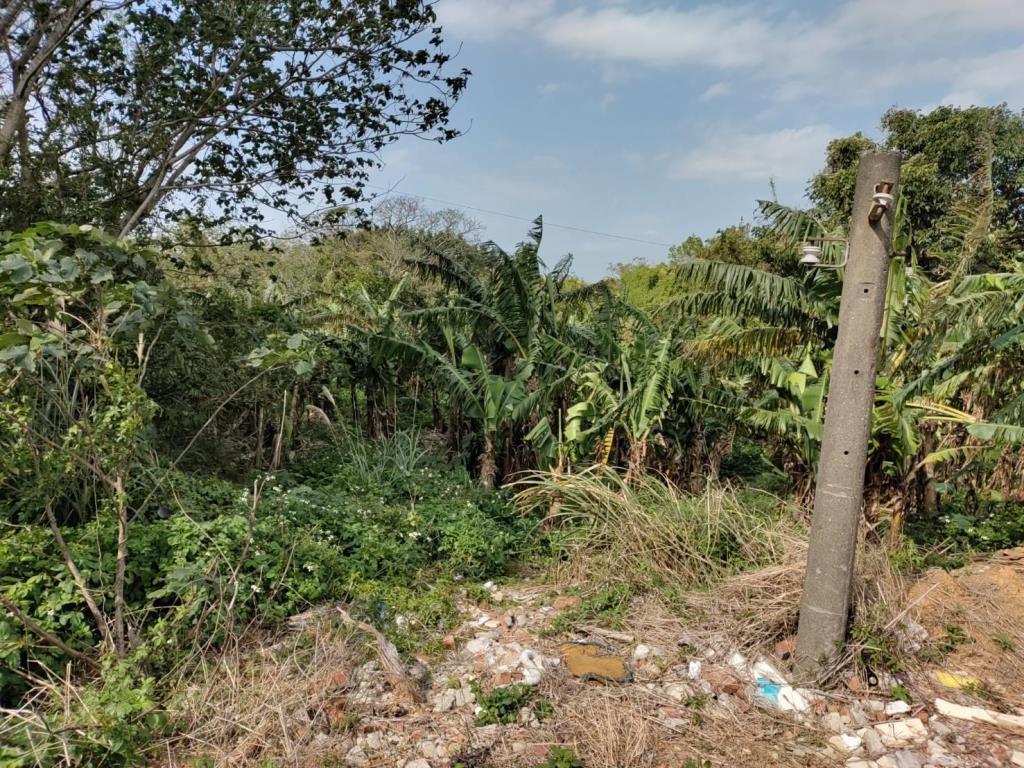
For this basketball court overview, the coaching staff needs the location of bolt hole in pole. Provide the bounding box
[854,369,860,375]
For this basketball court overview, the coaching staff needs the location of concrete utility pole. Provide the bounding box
[794,151,902,678]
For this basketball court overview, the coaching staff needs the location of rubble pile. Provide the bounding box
[292,581,1024,767]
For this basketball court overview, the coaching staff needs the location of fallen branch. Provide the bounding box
[0,594,100,671]
[336,607,422,704]
[577,624,635,643]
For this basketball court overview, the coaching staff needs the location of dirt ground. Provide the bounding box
[163,549,1024,768]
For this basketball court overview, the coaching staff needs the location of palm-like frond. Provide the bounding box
[688,319,805,363]
[757,199,830,245]
[668,260,833,336]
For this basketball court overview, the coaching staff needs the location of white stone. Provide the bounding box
[823,712,847,733]
[848,702,872,727]
[926,740,960,767]
[1011,752,1024,767]
[344,746,369,766]
[520,649,544,685]
[829,734,863,753]
[404,760,431,768]
[362,732,384,751]
[874,718,928,747]
[433,690,457,713]
[878,751,924,768]
[464,636,494,655]
[688,660,702,679]
[633,644,652,661]
[861,727,885,756]
[928,717,953,738]
[664,682,692,702]
[420,741,442,759]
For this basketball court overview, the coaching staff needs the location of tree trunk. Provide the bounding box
[918,424,939,517]
[112,476,128,656]
[479,434,496,489]
[625,438,648,485]
[0,1,92,165]
[431,390,442,431]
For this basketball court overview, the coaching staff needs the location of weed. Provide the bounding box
[890,684,912,704]
[470,681,536,725]
[851,617,904,672]
[545,584,634,636]
[515,468,803,594]
[992,630,1016,652]
[536,747,584,768]
[921,623,972,662]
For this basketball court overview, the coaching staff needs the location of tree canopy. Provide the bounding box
[0,0,469,241]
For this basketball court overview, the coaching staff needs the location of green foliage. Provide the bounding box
[470,681,538,726]
[516,468,801,600]
[0,661,163,767]
[535,747,584,768]
[4,102,1024,766]
[905,494,1024,555]
[891,684,912,704]
[1,1,469,240]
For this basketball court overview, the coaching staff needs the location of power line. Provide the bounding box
[364,183,675,249]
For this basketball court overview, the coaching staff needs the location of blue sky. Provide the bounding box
[368,0,1024,280]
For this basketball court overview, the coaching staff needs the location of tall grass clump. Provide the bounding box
[513,466,804,593]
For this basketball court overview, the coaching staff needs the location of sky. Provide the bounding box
[367,0,1024,280]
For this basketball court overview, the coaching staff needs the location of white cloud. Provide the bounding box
[436,0,553,41]
[541,6,787,69]
[699,82,732,102]
[600,93,617,112]
[672,124,835,182]
[538,81,561,96]
[829,0,1024,45]
[940,45,1024,107]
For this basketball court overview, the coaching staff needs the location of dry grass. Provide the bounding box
[160,614,363,767]
[514,467,804,591]
[555,687,659,768]
[552,684,834,768]
[906,548,1024,702]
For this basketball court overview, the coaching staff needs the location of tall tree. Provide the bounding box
[0,0,469,240]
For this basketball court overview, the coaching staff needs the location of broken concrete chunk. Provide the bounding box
[860,726,885,756]
[828,733,863,753]
[934,697,1024,736]
[873,717,928,747]
[884,700,911,716]
[344,745,369,766]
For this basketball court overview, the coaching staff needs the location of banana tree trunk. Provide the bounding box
[479,433,497,489]
[625,438,648,484]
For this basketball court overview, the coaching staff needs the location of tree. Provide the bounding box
[0,0,469,240]
[810,107,1024,276]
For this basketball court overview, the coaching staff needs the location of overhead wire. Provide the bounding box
[364,183,675,249]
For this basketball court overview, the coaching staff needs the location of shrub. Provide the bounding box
[513,467,802,593]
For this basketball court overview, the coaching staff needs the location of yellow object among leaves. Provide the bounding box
[559,642,632,683]
[933,670,981,690]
